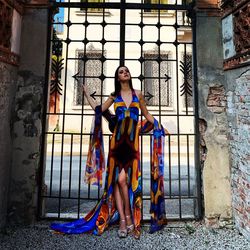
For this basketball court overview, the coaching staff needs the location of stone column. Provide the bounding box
[0,64,18,229]
[7,0,49,224]
[196,0,232,227]
[0,0,22,229]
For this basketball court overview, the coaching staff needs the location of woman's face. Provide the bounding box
[117,66,131,82]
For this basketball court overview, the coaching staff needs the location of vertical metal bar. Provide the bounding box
[57,5,71,219]
[78,112,85,217]
[149,134,153,220]
[53,92,57,114]
[139,2,144,220]
[98,5,106,201]
[187,134,191,197]
[184,43,188,115]
[175,9,182,219]
[168,135,172,198]
[37,6,53,219]
[49,133,55,196]
[191,10,202,219]
[157,6,161,125]
[68,134,74,198]
[78,3,89,218]
[120,0,126,65]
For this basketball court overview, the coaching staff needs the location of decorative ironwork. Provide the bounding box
[180,53,193,108]
[51,57,63,95]
[144,91,154,101]
[164,74,171,82]
[51,28,63,96]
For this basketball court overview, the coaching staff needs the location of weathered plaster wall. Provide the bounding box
[196,12,232,226]
[0,63,18,228]
[225,67,250,240]
[7,7,48,224]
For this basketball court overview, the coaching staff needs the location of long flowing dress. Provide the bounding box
[51,90,166,237]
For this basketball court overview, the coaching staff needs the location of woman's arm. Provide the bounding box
[82,84,114,112]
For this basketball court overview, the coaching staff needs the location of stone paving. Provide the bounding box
[0,221,249,250]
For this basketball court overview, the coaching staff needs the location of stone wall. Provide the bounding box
[0,0,21,229]
[0,63,18,228]
[196,8,232,226]
[225,67,250,239]
[7,6,49,225]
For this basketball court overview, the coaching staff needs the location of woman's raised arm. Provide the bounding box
[82,84,114,112]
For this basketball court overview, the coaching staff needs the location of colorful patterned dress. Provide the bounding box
[51,90,166,237]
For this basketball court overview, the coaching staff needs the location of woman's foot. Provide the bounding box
[125,215,134,233]
[118,219,127,238]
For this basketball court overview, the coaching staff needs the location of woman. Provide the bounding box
[51,66,167,239]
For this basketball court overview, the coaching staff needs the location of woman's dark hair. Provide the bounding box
[111,65,133,97]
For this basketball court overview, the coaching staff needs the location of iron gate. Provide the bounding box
[39,0,202,222]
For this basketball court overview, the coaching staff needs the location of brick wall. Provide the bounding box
[226,69,250,239]
[220,0,250,240]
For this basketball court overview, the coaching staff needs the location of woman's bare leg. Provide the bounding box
[118,169,133,226]
[114,183,126,231]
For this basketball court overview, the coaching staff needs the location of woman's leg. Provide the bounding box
[114,183,126,231]
[117,169,133,227]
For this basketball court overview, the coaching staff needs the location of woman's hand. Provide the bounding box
[82,84,89,96]
[164,128,170,135]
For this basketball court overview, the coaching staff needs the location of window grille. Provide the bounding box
[74,49,104,106]
[144,51,172,107]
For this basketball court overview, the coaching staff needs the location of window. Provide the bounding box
[144,51,172,107]
[80,0,104,12]
[74,48,104,106]
[144,0,168,13]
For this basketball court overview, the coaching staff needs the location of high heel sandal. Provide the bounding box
[125,215,134,233]
[118,219,127,238]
